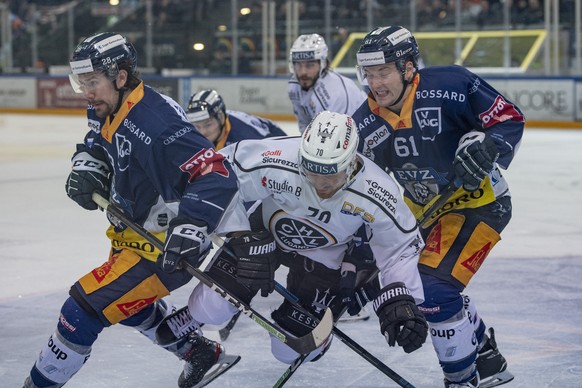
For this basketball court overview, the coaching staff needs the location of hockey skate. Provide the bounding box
[444,374,479,388]
[476,328,514,388]
[178,333,240,388]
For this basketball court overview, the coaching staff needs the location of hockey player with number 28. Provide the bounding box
[352,26,524,387]
[24,32,241,388]
[183,110,428,367]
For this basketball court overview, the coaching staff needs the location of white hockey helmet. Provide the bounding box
[299,111,359,192]
[289,33,328,76]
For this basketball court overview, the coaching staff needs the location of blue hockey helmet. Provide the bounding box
[186,89,226,123]
[356,26,419,83]
[69,32,138,92]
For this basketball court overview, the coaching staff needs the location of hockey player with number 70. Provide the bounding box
[351,26,525,387]
[176,110,429,373]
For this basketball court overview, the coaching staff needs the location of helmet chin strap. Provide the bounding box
[110,78,129,118]
[389,69,415,109]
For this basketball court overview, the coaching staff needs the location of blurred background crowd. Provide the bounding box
[0,0,578,75]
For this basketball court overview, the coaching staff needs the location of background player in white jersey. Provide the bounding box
[24,32,240,388]
[179,111,428,371]
[288,33,367,133]
[186,89,287,151]
[352,26,524,387]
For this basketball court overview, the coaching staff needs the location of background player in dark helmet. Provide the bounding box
[288,33,367,133]
[351,26,524,387]
[24,32,240,388]
[186,88,286,151]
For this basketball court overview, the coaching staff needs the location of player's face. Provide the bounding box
[304,170,347,199]
[293,60,320,90]
[363,63,409,109]
[76,71,125,118]
[192,117,221,143]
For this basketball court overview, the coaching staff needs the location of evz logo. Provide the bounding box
[115,133,132,171]
[414,107,441,140]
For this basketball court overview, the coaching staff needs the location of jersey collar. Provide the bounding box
[101,81,145,143]
[368,73,419,130]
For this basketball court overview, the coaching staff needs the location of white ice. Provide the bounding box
[1,113,581,387]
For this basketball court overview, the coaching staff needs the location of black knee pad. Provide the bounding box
[206,251,257,304]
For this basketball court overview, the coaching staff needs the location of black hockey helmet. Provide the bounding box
[69,32,138,92]
[356,26,419,77]
[186,89,226,123]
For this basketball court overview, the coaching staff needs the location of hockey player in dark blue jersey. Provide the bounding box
[351,26,524,388]
[24,32,241,388]
[186,89,287,151]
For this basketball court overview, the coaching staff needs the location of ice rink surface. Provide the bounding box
[1,113,581,387]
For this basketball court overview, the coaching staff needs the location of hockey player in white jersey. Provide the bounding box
[288,34,367,133]
[181,111,428,370]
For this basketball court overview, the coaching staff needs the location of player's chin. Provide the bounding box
[315,189,336,199]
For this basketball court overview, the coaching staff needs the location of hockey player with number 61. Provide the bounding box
[352,26,524,387]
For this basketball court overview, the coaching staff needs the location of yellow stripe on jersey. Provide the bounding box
[106,225,165,262]
[407,177,497,227]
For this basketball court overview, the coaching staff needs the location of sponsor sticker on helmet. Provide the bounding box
[94,34,126,54]
[387,29,412,45]
[356,51,385,66]
[70,59,94,74]
[292,51,316,61]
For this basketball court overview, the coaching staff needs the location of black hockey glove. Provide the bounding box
[453,131,499,192]
[227,231,278,297]
[158,219,211,273]
[339,262,380,316]
[65,147,111,210]
[373,282,428,354]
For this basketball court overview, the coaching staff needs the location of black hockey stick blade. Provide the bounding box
[218,311,242,341]
[91,192,333,355]
[189,354,241,388]
[416,178,461,228]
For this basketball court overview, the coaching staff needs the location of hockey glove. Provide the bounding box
[158,219,211,273]
[227,231,278,297]
[373,282,428,354]
[339,262,380,316]
[65,147,111,210]
[453,131,499,192]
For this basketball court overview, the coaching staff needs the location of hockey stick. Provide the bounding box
[416,178,461,228]
[91,192,333,355]
[211,237,413,387]
[218,311,241,341]
[273,282,415,388]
